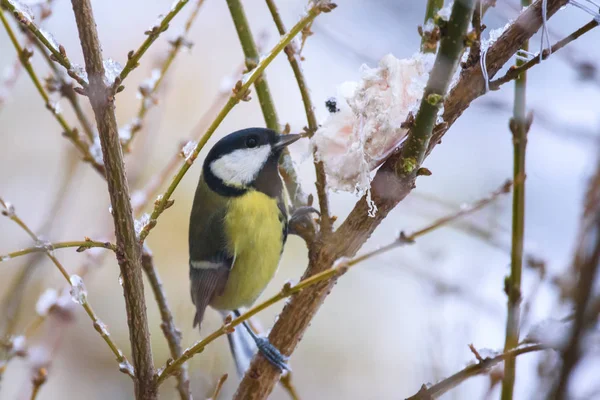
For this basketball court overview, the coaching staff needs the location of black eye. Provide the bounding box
[246,136,258,148]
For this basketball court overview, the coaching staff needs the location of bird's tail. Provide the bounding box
[219,310,260,378]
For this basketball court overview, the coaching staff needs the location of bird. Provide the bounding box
[188,127,302,374]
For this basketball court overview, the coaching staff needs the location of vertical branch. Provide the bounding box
[233,2,474,399]
[264,0,333,232]
[226,0,279,131]
[501,1,530,398]
[421,0,443,53]
[69,1,156,399]
[225,0,308,210]
[141,249,190,400]
[551,155,600,399]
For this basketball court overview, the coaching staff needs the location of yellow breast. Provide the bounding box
[210,190,284,310]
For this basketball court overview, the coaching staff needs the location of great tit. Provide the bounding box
[188,127,301,374]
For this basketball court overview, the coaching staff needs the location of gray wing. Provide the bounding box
[188,178,234,329]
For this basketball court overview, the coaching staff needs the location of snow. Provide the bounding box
[69,275,88,305]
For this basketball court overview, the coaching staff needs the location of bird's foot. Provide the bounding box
[288,206,319,240]
[254,336,290,372]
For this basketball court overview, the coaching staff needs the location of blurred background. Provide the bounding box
[1,0,599,398]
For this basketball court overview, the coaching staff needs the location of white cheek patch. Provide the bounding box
[210,145,271,187]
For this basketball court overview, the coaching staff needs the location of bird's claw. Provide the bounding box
[288,206,319,240]
[255,337,290,372]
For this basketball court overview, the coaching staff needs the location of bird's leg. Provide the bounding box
[233,309,290,372]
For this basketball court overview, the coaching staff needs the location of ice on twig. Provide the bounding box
[70,64,89,84]
[69,275,88,305]
[437,2,453,20]
[312,53,434,197]
[139,69,161,98]
[36,289,58,316]
[39,29,59,52]
[477,348,500,360]
[94,319,109,336]
[10,335,26,355]
[103,59,123,85]
[119,360,135,376]
[119,118,141,143]
[1,201,15,218]
[134,213,150,237]
[90,136,104,166]
[35,239,55,256]
[7,0,34,25]
[181,140,197,164]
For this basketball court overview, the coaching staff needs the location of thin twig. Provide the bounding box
[31,37,96,142]
[69,0,156,398]
[0,7,103,175]
[206,374,228,400]
[0,239,115,262]
[0,0,87,86]
[406,344,550,399]
[157,179,509,384]
[551,152,600,399]
[421,0,443,53]
[122,0,205,151]
[501,1,531,398]
[114,0,190,91]
[233,1,475,398]
[490,19,600,90]
[141,248,190,400]
[279,372,301,400]
[0,0,55,112]
[265,0,332,230]
[29,367,47,400]
[463,0,483,68]
[226,0,309,213]
[0,198,133,377]
[0,150,78,368]
[138,0,335,243]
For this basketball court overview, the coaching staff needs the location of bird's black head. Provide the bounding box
[203,128,301,197]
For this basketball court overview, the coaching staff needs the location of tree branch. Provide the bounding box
[158,179,508,384]
[1,0,87,86]
[501,2,531,398]
[265,0,333,231]
[490,19,600,90]
[406,344,550,399]
[0,198,133,378]
[0,239,115,262]
[69,1,156,398]
[234,1,474,397]
[122,0,206,151]
[0,7,104,175]
[421,0,443,53]
[141,248,190,400]
[226,0,309,212]
[138,0,335,243]
[114,0,190,90]
[551,151,600,398]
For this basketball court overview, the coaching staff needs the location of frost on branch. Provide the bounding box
[69,275,88,305]
[181,140,198,164]
[312,53,434,196]
[36,288,58,316]
[7,0,34,26]
[134,213,151,237]
[103,59,123,85]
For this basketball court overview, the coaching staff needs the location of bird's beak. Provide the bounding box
[273,133,302,151]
